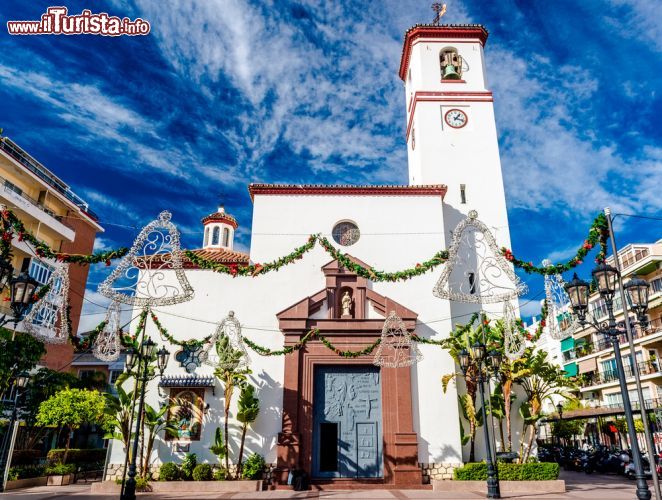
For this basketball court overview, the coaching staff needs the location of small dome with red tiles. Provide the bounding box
[202,206,237,250]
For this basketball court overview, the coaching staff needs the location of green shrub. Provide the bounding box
[46,448,106,465]
[10,449,41,466]
[241,453,265,480]
[453,462,559,481]
[7,465,46,480]
[44,463,76,476]
[159,462,180,481]
[135,477,151,492]
[192,463,213,481]
[213,467,227,481]
[180,453,197,480]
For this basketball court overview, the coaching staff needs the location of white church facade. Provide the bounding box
[106,23,525,486]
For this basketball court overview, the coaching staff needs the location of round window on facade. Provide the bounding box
[332,221,360,246]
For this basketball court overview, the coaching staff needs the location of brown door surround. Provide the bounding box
[275,257,422,486]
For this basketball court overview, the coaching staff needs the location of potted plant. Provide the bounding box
[45,463,76,486]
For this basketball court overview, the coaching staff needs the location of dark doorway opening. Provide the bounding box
[319,423,338,472]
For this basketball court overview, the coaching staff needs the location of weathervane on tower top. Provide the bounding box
[431,3,447,25]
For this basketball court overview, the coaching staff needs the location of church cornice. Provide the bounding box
[399,24,489,81]
[248,183,447,201]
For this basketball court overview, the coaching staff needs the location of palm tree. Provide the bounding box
[441,316,488,462]
[236,383,260,478]
[213,334,250,472]
[103,380,134,452]
[512,348,577,462]
[141,402,176,479]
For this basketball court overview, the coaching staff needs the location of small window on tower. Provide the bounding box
[222,228,230,247]
[460,184,467,204]
[440,48,463,80]
[212,227,220,245]
[204,228,210,247]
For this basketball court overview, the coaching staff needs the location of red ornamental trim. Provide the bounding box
[248,184,447,201]
[399,25,489,80]
[405,91,493,141]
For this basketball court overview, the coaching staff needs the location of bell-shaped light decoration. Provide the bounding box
[373,311,422,368]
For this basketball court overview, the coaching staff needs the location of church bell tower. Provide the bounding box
[399,22,511,242]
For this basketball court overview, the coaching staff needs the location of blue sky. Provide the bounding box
[0,0,660,329]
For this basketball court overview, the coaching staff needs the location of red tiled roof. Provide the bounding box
[185,248,249,266]
[138,248,249,269]
[399,24,489,80]
[201,211,238,229]
[248,183,447,201]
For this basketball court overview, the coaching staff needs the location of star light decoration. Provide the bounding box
[92,300,122,362]
[98,211,194,307]
[373,311,422,368]
[23,263,70,344]
[433,211,527,304]
[503,300,525,361]
[201,311,251,371]
[542,259,578,340]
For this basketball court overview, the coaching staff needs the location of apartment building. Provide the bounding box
[0,136,102,371]
[561,240,662,410]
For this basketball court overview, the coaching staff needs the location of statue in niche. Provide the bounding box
[341,290,353,318]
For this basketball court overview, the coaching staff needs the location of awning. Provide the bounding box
[158,375,215,388]
[578,357,597,374]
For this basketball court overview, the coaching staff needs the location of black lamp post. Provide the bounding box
[459,343,501,499]
[556,403,564,447]
[0,371,30,492]
[121,338,169,500]
[0,269,39,332]
[565,267,651,500]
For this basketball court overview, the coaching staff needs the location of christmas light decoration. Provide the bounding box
[98,211,194,306]
[433,211,527,304]
[23,264,70,344]
[373,311,422,368]
[92,300,122,361]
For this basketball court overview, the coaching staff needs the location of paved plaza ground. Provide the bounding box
[0,471,653,499]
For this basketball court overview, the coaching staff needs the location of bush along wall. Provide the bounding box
[46,448,106,465]
[453,462,560,481]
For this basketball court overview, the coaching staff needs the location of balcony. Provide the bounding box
[579,359,662,388]
[567,318,662,362]
[0,174,75,241]
[0,138,98,221]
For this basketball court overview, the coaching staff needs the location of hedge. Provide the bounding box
[8,465,46,480]
[10,449,41,466]
[454,462,560,481]
[46,448,106,465]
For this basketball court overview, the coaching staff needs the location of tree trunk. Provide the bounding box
[224,378,232,473]
[236,424,247,479]
[503,380,513,452]
[526,424,536,462]
[62,427,71,464]
[469,421,476,462]
[498,419,506,453]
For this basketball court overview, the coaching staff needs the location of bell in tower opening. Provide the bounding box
[440,48,463,80]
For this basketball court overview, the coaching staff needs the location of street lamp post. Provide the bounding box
[565,266,652,500]
[0,372,30,492]
[121,339,169,500]
[459,343,502,499]
[556,403,564,447]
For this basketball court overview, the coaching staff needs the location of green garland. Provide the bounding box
[243,329,382,358]
[120,307,150,348]
[186,214,610,281]
[501,214,609,275]
[184,235,318,277]
[0,207,128,264]
[317,237,448,282]
[150,310,212,348]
